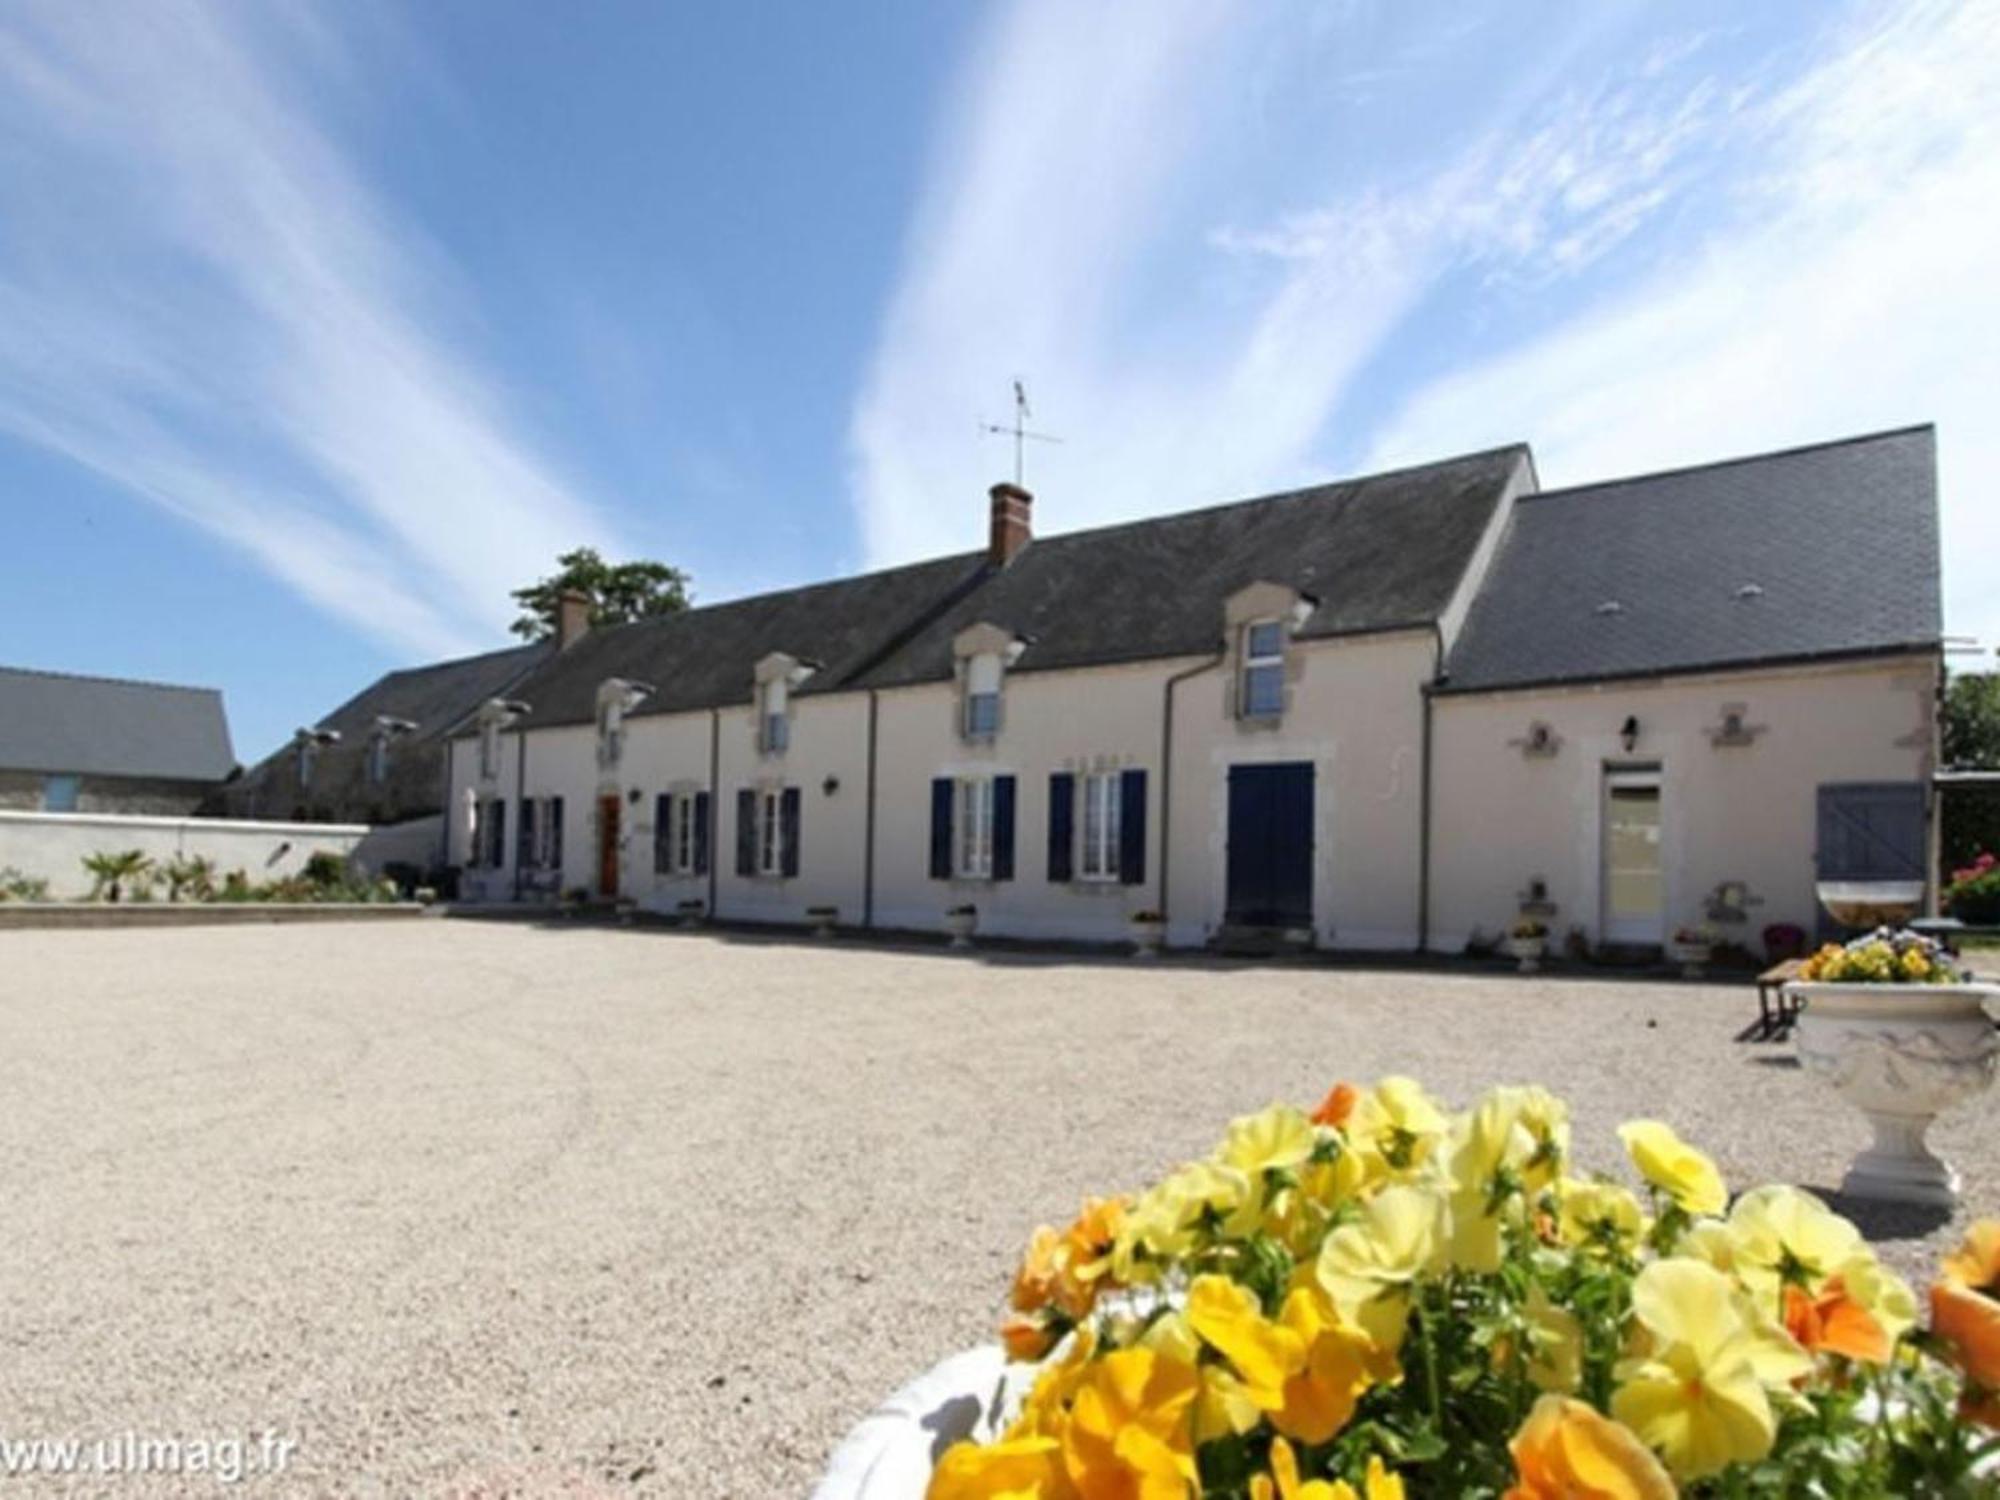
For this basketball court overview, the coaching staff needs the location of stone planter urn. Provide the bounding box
[808,905,839,939]
[813,1345,1027,1500]
[1667,939,1712,980]
[1504,935,1545,974]
[1129,913,1165,958]
[1789,980,2000,1207]
[944,907,978,949]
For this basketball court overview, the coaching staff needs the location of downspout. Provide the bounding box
[863,689,880,930]
[706,706,720,917]
[1418,623,1444,954]
[1159,649,1228,935]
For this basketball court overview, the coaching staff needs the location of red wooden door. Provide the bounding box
[598,795,620,897]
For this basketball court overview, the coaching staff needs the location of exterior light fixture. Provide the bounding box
[1620,715,1640,753]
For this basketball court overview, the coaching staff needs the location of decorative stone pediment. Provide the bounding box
[753,651,818,689]
[1223,580,1314,632]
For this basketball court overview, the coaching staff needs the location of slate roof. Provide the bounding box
[0,666,234,781]
[851,445,1530,688]
[502,552,990,730]
[308,641,551,747]
[1440,426,1942,694]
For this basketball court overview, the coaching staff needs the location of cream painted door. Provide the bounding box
[1601,770,1664,945]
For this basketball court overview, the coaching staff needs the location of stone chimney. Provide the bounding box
[988,483,1033,567]
[555,588,592,650]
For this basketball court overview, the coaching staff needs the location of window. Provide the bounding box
[761,680,789,754]
[524,795,564,870]
[367,735,389,785]
[596,702,622,769]
[298,740,318,789]
[1079,771,1122,879]
[42,774,79,812]
[478,721,500,779]
[656,791,698,876]
[963,652,1002,739]
[1242,620,1285,718]
[484,797,507,869]
[756,788,785,876]
[957,776,995,878]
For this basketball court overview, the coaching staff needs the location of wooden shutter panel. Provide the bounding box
[1047,772,1075,882]
[1118,768,1147,885]
[780,786,801,878]
[992,775,1016,881]
[929,778,954,880]
[735,789,756,876]
[549,797,564,872]
[490,799,507,869]
[518,797,536,870]
[654,793,671,874]
[693,791,710,875]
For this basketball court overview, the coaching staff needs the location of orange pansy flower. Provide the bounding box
[1311,1083,1359,1129]
[1782,1276,1890,1364]
[1931,1280,2000,1429]
[1940,1219,2000,1296]
[1504,1394,1677,1500]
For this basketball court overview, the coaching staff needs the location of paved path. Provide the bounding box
[1,921,1993,1494]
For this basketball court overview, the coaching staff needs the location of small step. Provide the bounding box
[1211,923,1317,958]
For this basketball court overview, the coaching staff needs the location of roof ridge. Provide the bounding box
[1020,442,1532,550]
[0,663,221,697]
[1520,424,1934,505]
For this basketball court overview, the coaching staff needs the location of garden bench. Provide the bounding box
[1740,958,1805,1042]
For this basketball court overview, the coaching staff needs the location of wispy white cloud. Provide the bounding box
[848,1,1735,564]
[0,2,619,657]
[1367,0,2000,645]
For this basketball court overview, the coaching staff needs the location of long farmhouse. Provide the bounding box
[447,427,1942,954]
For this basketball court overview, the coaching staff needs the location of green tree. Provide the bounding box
[1940,672,2000,877]
[510,547,691,641]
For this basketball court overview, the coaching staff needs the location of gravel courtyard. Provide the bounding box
[2,920,1995,1496]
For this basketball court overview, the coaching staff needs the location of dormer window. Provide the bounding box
[1242,620,1285,718]
[367,716,414,786]
[964,652,1002,739]
[298,739,319,789]
[761,678,790,755]
[595,679,654,771]
[478,719,501,779]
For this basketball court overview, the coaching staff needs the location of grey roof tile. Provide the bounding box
[1441,426,1942,693]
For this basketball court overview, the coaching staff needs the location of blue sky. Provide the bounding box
[2,1,1995,760]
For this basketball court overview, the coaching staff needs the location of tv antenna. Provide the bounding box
[982,380,1062,487]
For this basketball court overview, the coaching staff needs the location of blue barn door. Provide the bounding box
[1226,763,1314,927]
[1815,781,1928,934]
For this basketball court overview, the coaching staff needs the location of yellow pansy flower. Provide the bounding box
[1348,1076,1449,1178]
[1519,1282,1583,1394]
[1186,1274,1307,1406]
[1219,1104,1317,1178]
[1725,1185,1863,1300]
[1272,1285,1387,1443]
[1618,1120,1727,1217]
[1251,1441,1405,1500]
[1316,1184,1447,1350]
[1611,1258,1784,1479]
[1060,1347,1200,1499]
[1513,1086,1572,1192]
[1502,1394,1676,1500]
[1556,1178,1646,1256]
[927,1434,1065,1499]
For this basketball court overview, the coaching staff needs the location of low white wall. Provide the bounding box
[0,810,368,899]
[352,814,444,876]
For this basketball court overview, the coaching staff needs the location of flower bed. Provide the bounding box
[1945,852,2000,926]
[925,1078,1999,1497]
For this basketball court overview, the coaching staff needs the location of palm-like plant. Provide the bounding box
[162,854,217,903]
[82,849,153,903]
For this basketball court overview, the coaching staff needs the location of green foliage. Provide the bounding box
[81,849,153,903]
[509,546,691,641]
[0,866,51,901]
[162,854,216,903]
[1942,673,2000,881]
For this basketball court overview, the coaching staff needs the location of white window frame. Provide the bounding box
[531,796,560,870]
[963,652,1003,740]
[1079,770,1122,881]
[597,703,623,769]
[1242,619,1286,718]
[956,775,995,879]
[761,680,790,755]
[756,787,785,877]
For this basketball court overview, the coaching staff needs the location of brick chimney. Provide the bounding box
[988,483,1033,567]
[555,587,592,650]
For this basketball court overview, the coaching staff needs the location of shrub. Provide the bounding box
[81,850,153,903]
[1943,850,2000,925]
[0,866,51,902]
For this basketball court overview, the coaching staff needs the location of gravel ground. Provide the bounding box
[1,920,1995,1496]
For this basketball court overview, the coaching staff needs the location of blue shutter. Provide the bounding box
[489,799,507,869]
[780,786,801,878]
[1047,772,1075,882]
[693,791,710,875]
[1118,769,1147,885]
[549,797,564,872]
[992,775,1016,881]
[929,778,954,880]
[654,793,671,874]
[736,789,756,876]
[518,797,536,870]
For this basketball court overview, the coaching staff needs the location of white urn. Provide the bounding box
[813,1345,1023,1500]
[1504,935,1545,974]
[1789,980,2000,1207]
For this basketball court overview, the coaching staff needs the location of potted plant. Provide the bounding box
[1789,927,1999,1206]
[676,897,706,929]
[944,903,978,949]
[1128,909,1165,958]
[1666,922,1715,979]
[1762,920,1808,964]
[1944,850,2000,925]
[807,904,839,939]
[818,1076,2000,1496]
[1503,916,1546,973]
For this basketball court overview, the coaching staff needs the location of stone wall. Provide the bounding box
[0,769,217,816]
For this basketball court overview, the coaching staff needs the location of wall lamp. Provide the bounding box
[1619,715,1641,753]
